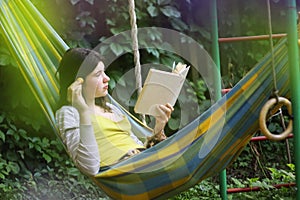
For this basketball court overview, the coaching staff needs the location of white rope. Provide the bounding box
[128,0,146,124]
[128,0,142,94]
[266,0,278,95]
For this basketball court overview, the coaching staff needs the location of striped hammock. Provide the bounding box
[0,0,291,199]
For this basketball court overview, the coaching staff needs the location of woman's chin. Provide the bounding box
[95,91,108,98]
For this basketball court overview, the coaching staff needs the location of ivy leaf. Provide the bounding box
[287,163,295,171]
[86,17,97,28]
[8,161,20,174]
[0,54,10,66]
[0,113,4,123]
[7,152,18,161]
[108,78,116,91]
[157,0,172,5]
[117,78,126,87]
[99,45,109,55]
[168,118,180,130]
[170,18,188,31]
[18,150,24,159]
[18,129,27,139]
[43,153,52,163]
[70,0,80,5]
[35,145,42,152]
[147,5,158,17]
[146,48,160,58]
[67,167,82,176]
[110,43,123,56]
[0,174,5,180]
[0,130,5,142]
[160,6,181,18]
[267,123,277,132]
[106,19,116,26]
[29,143,34,149]
[6,129,15,136]
[85,0,94,5]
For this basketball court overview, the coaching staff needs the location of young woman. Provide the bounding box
[55,48,173,176]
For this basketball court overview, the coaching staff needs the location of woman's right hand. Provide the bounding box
[67,78,89,112]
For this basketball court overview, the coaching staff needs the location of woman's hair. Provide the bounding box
[56,48,110,110]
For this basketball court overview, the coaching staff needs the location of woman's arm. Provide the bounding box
[55,106,100,176]
[145,103,174,148]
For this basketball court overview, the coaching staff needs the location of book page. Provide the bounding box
[134,66,189,116]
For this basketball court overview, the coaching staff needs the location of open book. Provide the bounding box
[134,62,190,116]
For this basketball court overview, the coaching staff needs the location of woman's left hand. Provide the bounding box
[153,103,174,134]
[145,103,174,148]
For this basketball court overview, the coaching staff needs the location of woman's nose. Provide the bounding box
[104,73,110,82]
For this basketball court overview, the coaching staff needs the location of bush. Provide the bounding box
[0,112,107,200]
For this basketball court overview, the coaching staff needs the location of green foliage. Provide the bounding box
[0,0,297,199]
[188,79,211,112]
[1,0,289,135]
[226,164,296,200]
[0,111,107,199]
[0,32,51,134]
[0,48,16,67]
[170,164,296,200]
[217,0,285,88]
[170,178,221,200]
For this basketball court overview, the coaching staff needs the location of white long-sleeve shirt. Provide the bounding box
[55,105,144,176]
[56,106,100,176]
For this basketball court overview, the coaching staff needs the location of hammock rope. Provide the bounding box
[128,0,146,123]
[266,0,278,95]
[128,0,142,94]
[259,0,293,142]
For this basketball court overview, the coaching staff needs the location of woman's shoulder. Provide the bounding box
[56,105,79,119]
[106,102,124,116]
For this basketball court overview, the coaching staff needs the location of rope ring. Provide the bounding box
[259,97,292,141]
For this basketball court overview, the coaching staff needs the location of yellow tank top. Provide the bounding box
[92,115,144,167]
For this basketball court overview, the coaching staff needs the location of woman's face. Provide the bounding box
[82,61,110,98]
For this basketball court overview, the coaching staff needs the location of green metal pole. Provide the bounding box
[211,0,222,112]
[286,1,300,199]
[210,1,227,199]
